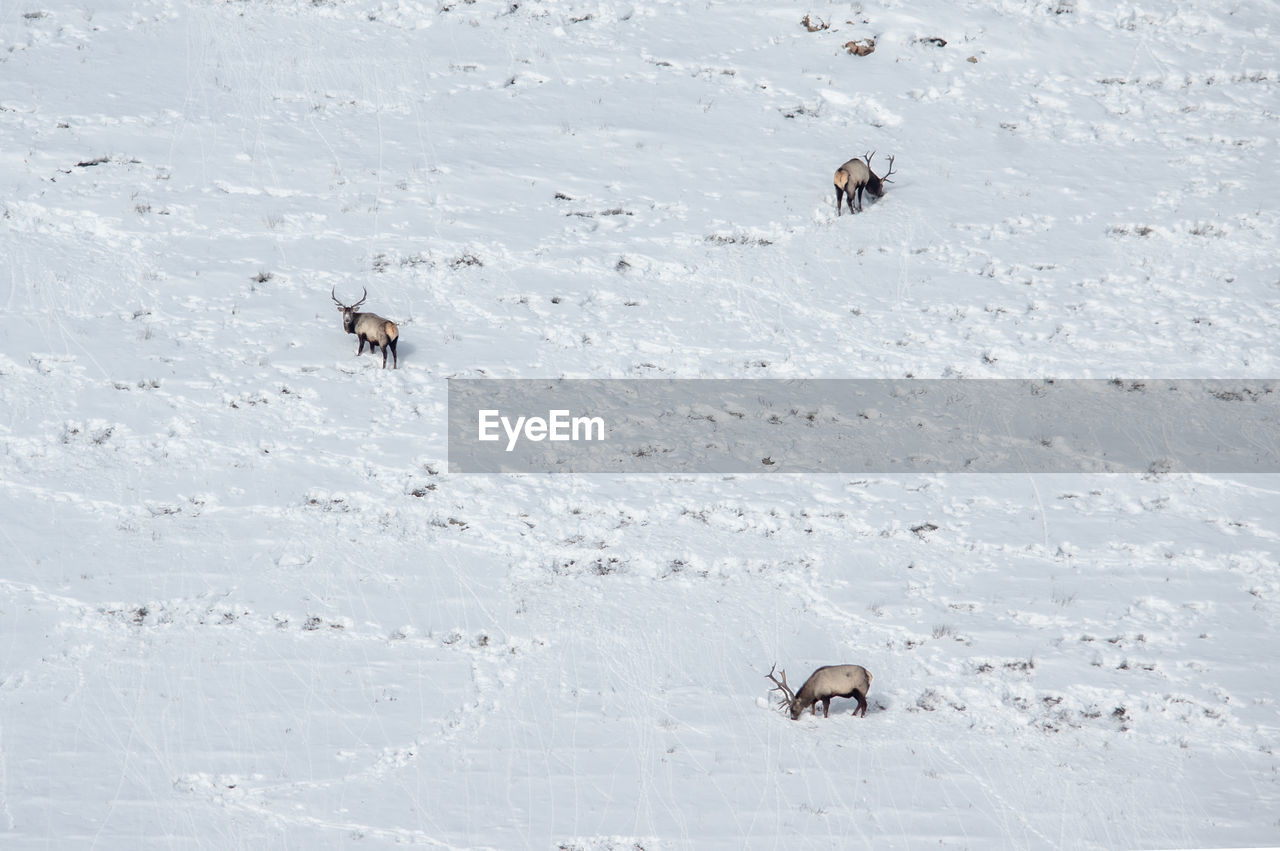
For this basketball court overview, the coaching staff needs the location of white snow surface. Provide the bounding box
[2,0,1279,847]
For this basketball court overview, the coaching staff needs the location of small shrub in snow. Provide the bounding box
[844,38,875,56]
[450,253,483,268]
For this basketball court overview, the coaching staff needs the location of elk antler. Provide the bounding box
[766,663,796,712]
[331,286,369,310]
[881,154,897,183]
[862,150,876,168]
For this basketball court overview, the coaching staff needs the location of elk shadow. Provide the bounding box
[390,339,418,360]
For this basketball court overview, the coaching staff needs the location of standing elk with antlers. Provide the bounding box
[768,662,873,719]
[833,151,896,215]
[332,287,400,369]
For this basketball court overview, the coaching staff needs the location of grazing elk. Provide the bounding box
[331,287,399,369]
[833,151,896,215]
[767,663,873,719]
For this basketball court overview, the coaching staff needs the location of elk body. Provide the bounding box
[833,151,896,215]
[768,663,873,719]
[332,287,399,369]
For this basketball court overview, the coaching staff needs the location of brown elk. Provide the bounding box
[833,151,896,215]
[331,287,399,369]
[767,663,873,719]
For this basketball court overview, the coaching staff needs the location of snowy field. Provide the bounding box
[2,0,1279,847]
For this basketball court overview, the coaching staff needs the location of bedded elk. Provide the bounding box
[331,287,399,369]
[833,151,896,215]
[767,663,873,719]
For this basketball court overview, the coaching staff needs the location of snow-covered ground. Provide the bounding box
[2,0,1278,847]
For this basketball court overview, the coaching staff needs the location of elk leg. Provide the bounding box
[855,185,863,212]
[822,698,832,718]
[855,691,867,717]
[835,186,843,216]
[389,339,398,369]
[357,336,367,356]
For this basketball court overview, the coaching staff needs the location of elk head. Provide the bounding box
[331,286,368,334]
[862,150,897,198]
